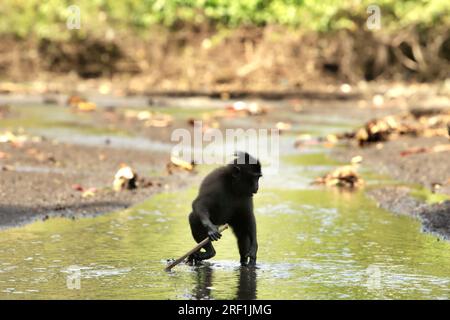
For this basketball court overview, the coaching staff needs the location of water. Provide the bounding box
[1,103,450,299]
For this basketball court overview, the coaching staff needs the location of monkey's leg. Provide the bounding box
[188,242,216,264]
[188,212,216,264]
[237,235,251,266]
[196,242,216,261]
[248,242,258,266]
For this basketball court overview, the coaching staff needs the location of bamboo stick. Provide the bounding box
[165,224,229,271]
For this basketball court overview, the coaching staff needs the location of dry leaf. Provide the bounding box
[82,188,97,198]
[0,131,28,147]
[72,184,84,192]
[170,156,194,171]
[313,164,364,188]
[400,144,450,157]
[351,155,363,164]
[348,109,450,146]
[67,95,97,112]
[276,122,292,131]
[77,102,97,112]
[225,101,267,116]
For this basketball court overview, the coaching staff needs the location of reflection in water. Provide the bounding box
[192,265,257,300]
[236,267,257,300]
[192,266,213,300]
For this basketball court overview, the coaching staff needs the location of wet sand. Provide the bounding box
[0,139,195,228]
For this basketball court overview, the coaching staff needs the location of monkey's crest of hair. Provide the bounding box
[229,152,262,178]
[231,151,260,167]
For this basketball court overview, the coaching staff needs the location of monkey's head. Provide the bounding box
[229,152,262,196]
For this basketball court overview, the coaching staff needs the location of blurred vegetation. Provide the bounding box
[0,0,449,39]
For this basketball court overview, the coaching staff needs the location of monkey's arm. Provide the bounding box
[192,197,222,241]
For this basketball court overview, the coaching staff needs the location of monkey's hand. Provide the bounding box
[207,225,222,241]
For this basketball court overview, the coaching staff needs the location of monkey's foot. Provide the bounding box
[187,252,202,266]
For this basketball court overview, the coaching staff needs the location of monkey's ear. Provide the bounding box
[232,165,241,179]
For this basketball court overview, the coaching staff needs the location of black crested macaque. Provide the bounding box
[188,152,262,266]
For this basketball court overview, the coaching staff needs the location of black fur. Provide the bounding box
[188,152,261,266]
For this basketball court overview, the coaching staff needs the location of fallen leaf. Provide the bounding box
[313,164,364,188]
[67,95,84,107]
[82,188,97,198]
[67,95,97,112]
[326,134,338,144]
[400,144,450,157]
[77,102,97,112]
[144,113,173,128]
[170,156,195,171]
[0,131,28,147]
[137,111,152,121]
[71,184,84,192]
[341,109,450,147]
[225,101,267,116]
[351,155,363,164]
[276,122,292,131]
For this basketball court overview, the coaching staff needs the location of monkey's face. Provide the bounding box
[249,172,262,194]
[232,165,262,196]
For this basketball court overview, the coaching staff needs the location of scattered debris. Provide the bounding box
[124,110,173,127]
[431,183,442,193]
[372,94,385,107]
[294,134,320,148]
[137,177,158,188]
[187,115,220,131]
[144,113,173,128]
[342,108,450,146]
[400,144,450,157]
[71,184,97,197]
[294,133,340,149]
[77,101,97,112]
[0,131,29,147]
[313,164,364,188]
[113,164,138,191]
[171,156,194,171]
[275,121,292,132]
[350,155,363,164]
[26,148,57,163]
[81,188,97,198]
[67,95,97,112]
[340,83,352,94]
[166,155,196,174]
[71,184,84,192]
[225,101,267,116]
